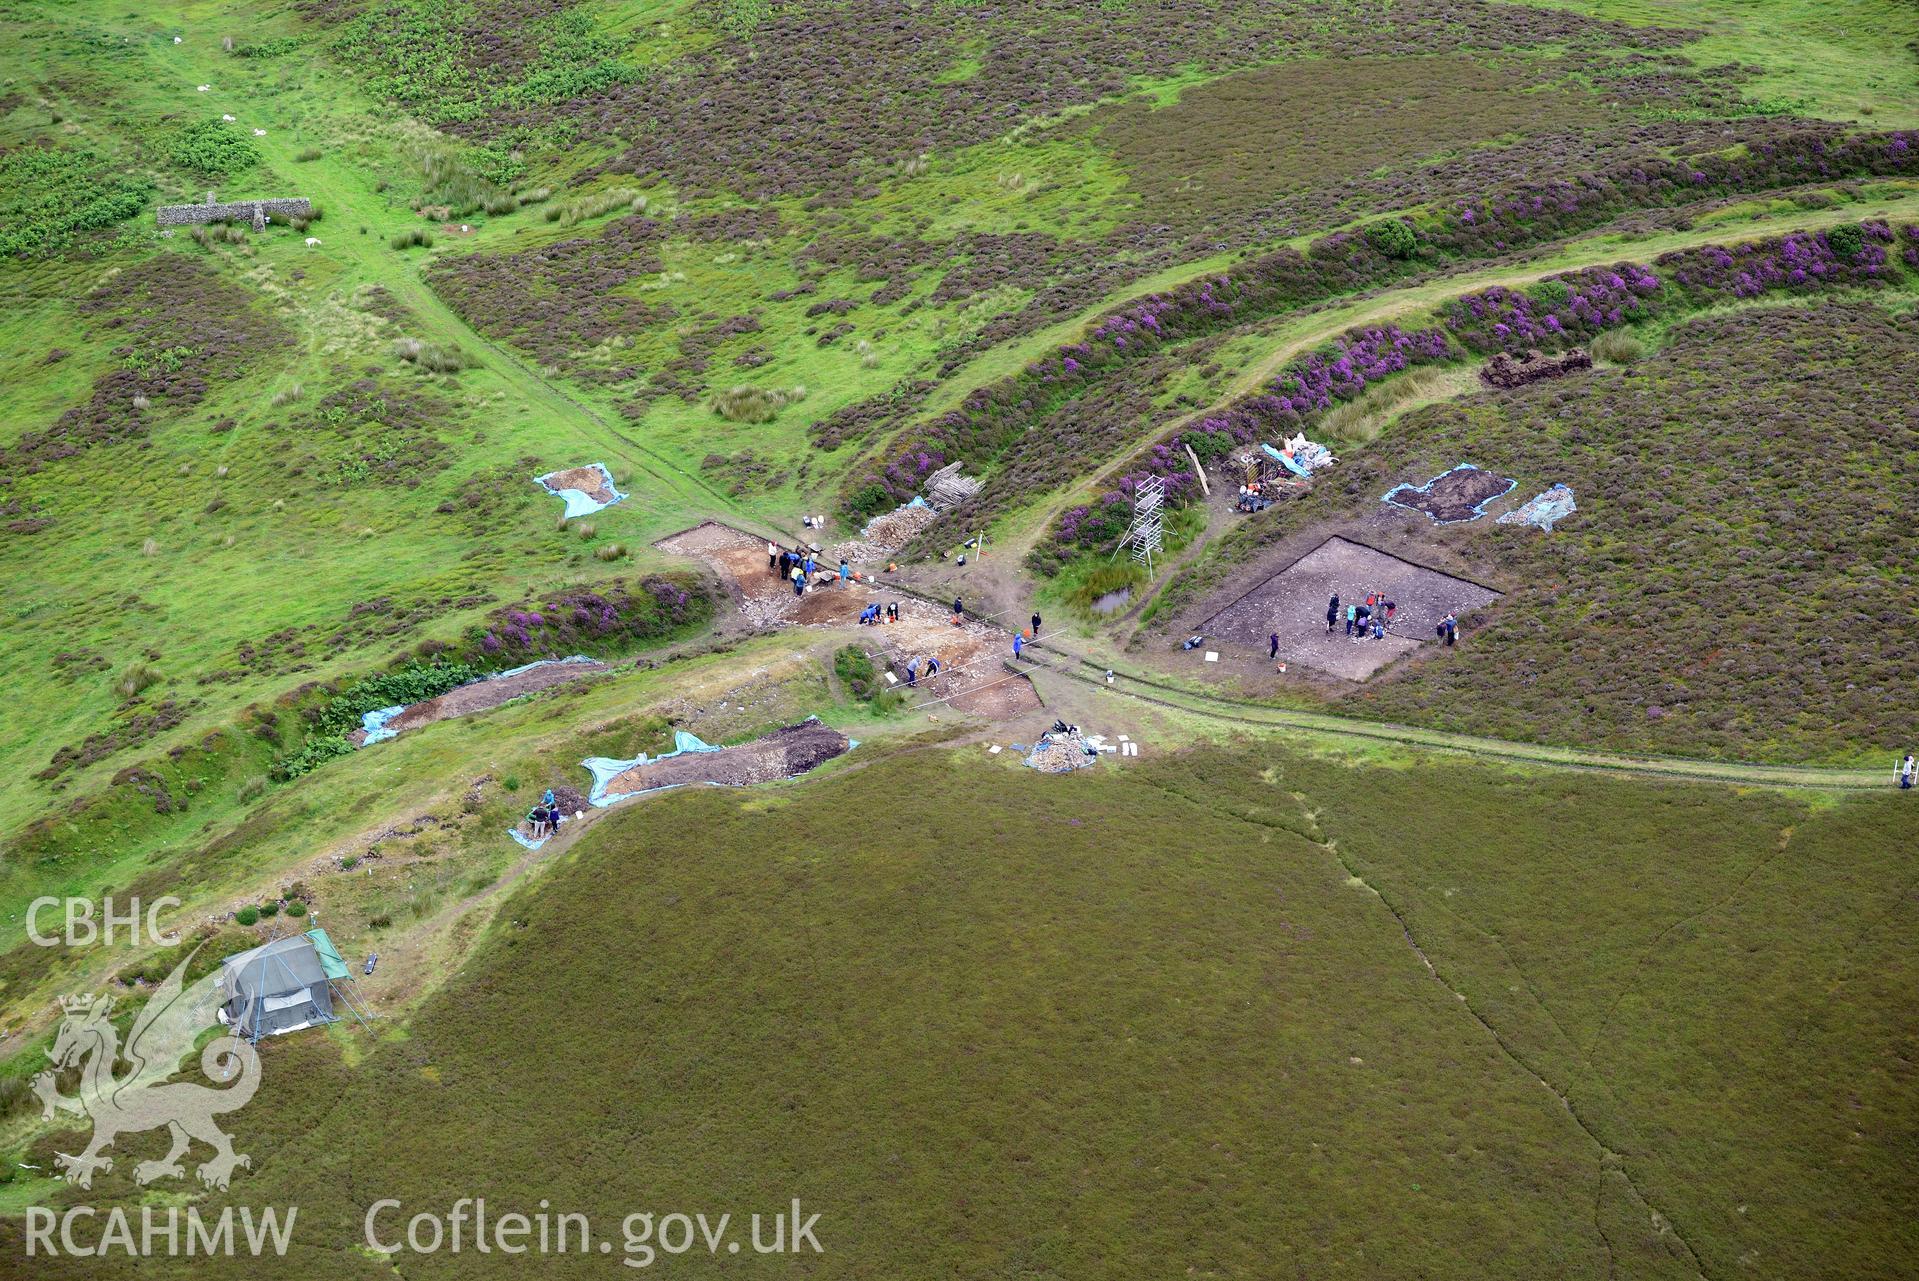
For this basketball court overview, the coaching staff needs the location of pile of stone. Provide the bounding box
[857,499,941,553]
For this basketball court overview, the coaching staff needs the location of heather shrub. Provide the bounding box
[1035,221,1914,575]
[234,906,260,927]
[838,130,1919,528]
[1826,222,1865,259]
[1364,218,1417,260]
[464,575,715,664]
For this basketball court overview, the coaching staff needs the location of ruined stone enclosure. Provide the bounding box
[156,192,311,230]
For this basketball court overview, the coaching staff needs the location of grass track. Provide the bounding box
[1016,646,1893,792]
[135,29,765,531]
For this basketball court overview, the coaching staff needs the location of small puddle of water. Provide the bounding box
[1091,588,1132,616]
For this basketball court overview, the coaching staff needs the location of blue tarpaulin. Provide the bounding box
[535,463,627,519]
[1262,443,1311,478]
[1497,483,1577,532]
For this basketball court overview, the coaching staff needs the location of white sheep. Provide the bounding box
[222,113,236,122]
[197,84,210,92]
[253,128,266,136]
[304,237,321,247]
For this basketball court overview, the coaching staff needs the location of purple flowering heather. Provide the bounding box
[1445,262,1662,352]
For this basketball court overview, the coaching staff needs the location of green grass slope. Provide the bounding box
[12,744,1913,1278]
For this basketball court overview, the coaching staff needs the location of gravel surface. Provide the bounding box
[1202,536,1500,681]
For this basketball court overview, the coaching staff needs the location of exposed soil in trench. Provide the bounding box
[349,660,608,745]
[603,720,851,793]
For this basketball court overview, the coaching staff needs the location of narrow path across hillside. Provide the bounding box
[1016,645,1890,791]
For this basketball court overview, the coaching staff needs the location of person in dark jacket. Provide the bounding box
[1031,612,1042,638]
[1326,594,1340,633]
[1270,632,1280,659]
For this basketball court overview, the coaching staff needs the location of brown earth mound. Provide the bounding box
[547,785,590,816]
[349,659,610,745]
[603,720,850,794]
[1384,465,1516,524]
[1480,347,1592,389]
[543,466,618,504]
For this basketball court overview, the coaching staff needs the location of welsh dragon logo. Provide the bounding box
[33,951,260,1190]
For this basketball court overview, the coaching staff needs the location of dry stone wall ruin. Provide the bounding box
[155,191,310,230]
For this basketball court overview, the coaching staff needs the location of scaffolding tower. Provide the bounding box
[1114,476,1166,577]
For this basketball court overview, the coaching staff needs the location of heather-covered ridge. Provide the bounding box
[1034,221,1909,569]
[839,130,1919,530]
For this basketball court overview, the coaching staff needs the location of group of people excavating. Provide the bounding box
[770,539,852,597]
[524,789,563,840]
[1292,591,1460,651]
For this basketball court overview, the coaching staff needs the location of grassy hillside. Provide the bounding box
[3,2,1915,1273]
[11,744,1913,1277]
